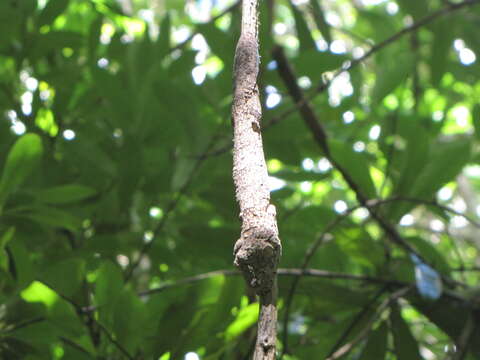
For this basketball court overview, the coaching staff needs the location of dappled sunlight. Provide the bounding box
[1,0,479,358]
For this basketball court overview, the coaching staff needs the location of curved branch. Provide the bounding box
[266,0,480,128]
[326,287,413,360]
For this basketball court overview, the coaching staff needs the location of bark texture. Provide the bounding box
[231,1,281,359]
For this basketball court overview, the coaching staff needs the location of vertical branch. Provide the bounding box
[232,1,282,359]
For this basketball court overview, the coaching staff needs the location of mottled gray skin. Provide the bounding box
[232,15,281,296]
[231,1,281,359]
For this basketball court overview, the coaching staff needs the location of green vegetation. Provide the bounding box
[0,0,479,359]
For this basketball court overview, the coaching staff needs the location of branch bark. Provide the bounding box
[232,1,281,359]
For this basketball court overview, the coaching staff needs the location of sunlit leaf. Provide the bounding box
[225,302,259,342]
[21,281,58,308]
[38,0,70,27]
[373,50,413,104]
[0,134,43,209]
[390,304,422,359]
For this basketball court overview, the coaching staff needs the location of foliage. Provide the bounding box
[1,0,480,359]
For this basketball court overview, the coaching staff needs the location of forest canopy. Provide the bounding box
[0,0,480,359]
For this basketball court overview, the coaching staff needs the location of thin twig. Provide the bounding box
[326,286,388,359]
[450,313,476,360]
[0,317,45,334]
[326,286,413,360]
[277,195,475,353]
[266,0,480,128]
[60,336,93,357]
[170,1,240,54]
[379,112,398,197]
[138,268,408,297]
[38,281,134,360]
[356,196,480,228]
[273,45,459,352]
[273,45,463,284]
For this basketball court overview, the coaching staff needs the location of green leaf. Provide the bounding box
[21,281,58,308]
[391,118,430,194]
[199,22,235,69]
[171,154,195,191]
[18,206,82,232]
[88,15,103,63]
[329,140,377,199]
[387,117,430,220]
[290,3,316,51]
[293,49,348,83]
[0,227,14,271]
[30,31,84,60]
[472,104,480,140]
[0,134,43,209]
[33,184,96,204]
[297,279,371,312]
[50,300,91,341]
[407,236,450,275]
[311,0,332,44]
[8,237,35,288]
[41,258,86,297]
[408,294,480,356]
[358,321,388,360]
[354,10,397,42]
[335,227,384,268]
[113,289,146,352]
[397,0,428,20]
[225,302,259,341]
[410,139,470,199]
[10,321,57,352]
[373,50,412,104]
[157,13,171,59]
[430,19,454,87]
[95,260,123,307]
[390,304,422,360]
[38,0,70,27]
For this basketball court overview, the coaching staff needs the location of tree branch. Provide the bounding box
[232,1,281,358]
[273,45,458,278]
[137,268,408,297]
[272,42,478,352]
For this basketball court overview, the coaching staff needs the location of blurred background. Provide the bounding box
[0,0,480,359]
